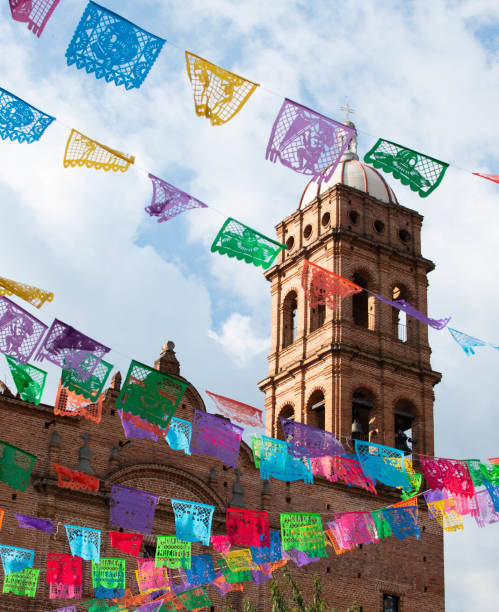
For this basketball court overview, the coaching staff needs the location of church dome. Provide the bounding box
[298,122,398,208]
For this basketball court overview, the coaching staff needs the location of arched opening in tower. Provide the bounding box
[351,388,375,442]
[307,390,325,430]
[276,404,294,440]
[392,285,410,342]
[310,303,326,333]
[282,291,298,348]
[352,273,375,330]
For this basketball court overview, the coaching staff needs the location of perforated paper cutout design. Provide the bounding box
[266,99,355,182]
[211,573,244,595]
[427,499,464,532]
[136,558,170,592]
[0,87,54,143]
[0,275,53,308]
[65,525,101,563]
[473,172,499,183]
[61,357,112,401]
[118,410,159,441]
[146,174,207,223]
[376,294,450,330]
[117,360,188,430]
[109,485,158,534]
[177,586,211,610]
[381,506,420,540]
[370,509,392,539]
[260,436,313,484]
[171,499,214,546]
[5,356,46,404]
[9,0,60,37]
[301,260,362,311]
[448,327,496,356]
[165,417,192,455]
[184,554,215,588]
[211,217,286,269]
[55,382,103,423]
[35,319,110,382]
[324,528,355,555]
[2,567,39,597]
[0,545,34,575]
[47,553,82,599]
[63,129,135,172]
[53,464,100,491]
[419,455,475,499]
[190,409,243,468]
[280,416,344,458]
[185,51,258,126]
[251,563,273,583]
[66,1,164,90]
[155,536,191,569]
[483,480,499,512]
[205,389,263,427]
[218,558,252,584]
[16,513,53,533]
[0,296,47,365]
[280,513,326,557]
[91,558,125,599]
[310,455,377,493]
[109,532,143,557]
[251,436,261,469]
[479,462,499,485]
[210,535,231,555]
[464,459,484,487]
[396,457,422,500]
[226,508,270,548]
[224,549,259,572]
[53,607,78,612]
[332,512,379,548]
[284,548,319,567]
[475,488,499,528]
[250,530,282,564]
[364,138,449,197]
[355,440,410,490]
[0,440,36,491]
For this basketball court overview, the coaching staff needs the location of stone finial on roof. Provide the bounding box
[154,341,180,376]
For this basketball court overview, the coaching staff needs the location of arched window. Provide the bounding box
[310,303,326,333]
[352,273,375,330]
[394,399,417,454]
[306,390,325,430]
[276,404,294,440]
[351,388,375,441]
[282,291,298,348]
[392,285,410,342]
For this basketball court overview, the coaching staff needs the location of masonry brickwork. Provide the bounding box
[0,176,444,611]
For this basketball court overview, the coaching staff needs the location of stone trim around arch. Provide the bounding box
[104,463,226,511]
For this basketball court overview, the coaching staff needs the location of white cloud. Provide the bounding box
[209,312,269,366]
[0,1,499,607]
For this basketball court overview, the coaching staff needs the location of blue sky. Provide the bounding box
[1,0,499,608]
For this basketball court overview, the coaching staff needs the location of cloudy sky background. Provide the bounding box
[0,0,498,608]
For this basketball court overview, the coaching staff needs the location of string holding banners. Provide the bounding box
[63,129,135,172]
[146,174,207,223]
[355,439,411,491]
[8,0,61,37]
[190,409,243,468]
[0,87,55,143]
[185,51,259,126]
[0,275,53,309]
[301,260,362,311]
[280,417,344,458]
[259,435,313,484]
[364,138,449,197]
[211,217,287,270]
[266,98,355,183]
[205,390,264,428]
[66,1,165,90]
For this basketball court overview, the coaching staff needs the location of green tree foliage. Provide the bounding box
[222,568,358,612]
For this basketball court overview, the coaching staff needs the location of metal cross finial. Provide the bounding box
[340,100,355,122]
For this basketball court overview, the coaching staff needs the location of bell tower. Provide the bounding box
[258,126,442,457]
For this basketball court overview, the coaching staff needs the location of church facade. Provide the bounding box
[0,132,445,611]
